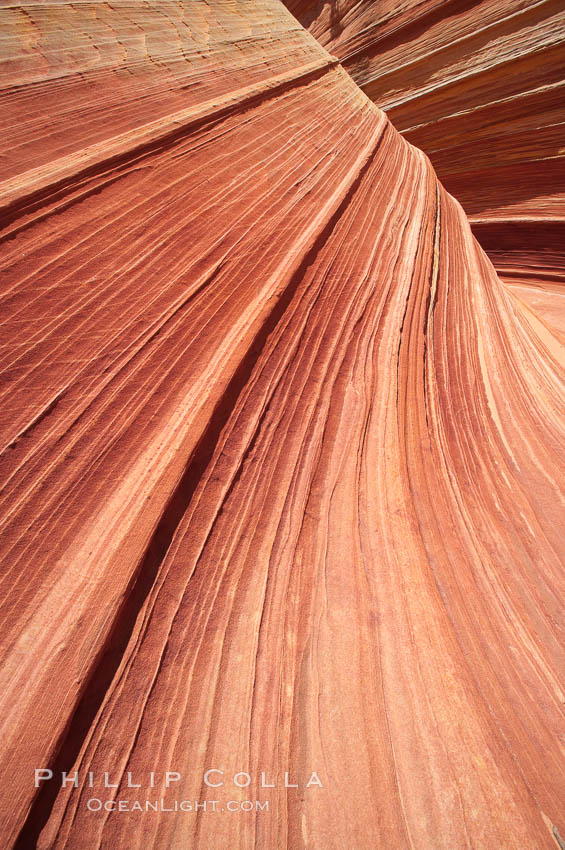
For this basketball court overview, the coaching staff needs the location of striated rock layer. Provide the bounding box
[0,1,563,848]
[284,0,565,337]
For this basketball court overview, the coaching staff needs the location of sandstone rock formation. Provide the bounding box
[284,0,565,339]
[0,1,563,848]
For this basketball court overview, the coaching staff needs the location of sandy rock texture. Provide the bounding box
[0,1,563,848]
[284,0,565,338]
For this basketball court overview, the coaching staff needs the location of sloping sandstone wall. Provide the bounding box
[0,2,563,848]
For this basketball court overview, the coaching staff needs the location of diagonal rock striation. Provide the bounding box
[0,1,563,848]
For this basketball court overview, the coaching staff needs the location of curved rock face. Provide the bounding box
[284,0,565,337]
[0,2,563,848]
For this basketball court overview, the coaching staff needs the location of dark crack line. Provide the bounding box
[14,123,383,849]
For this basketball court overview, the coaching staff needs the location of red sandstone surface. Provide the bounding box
[0,1,563,848]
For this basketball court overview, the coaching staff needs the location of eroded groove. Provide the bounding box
[13,126,382,849]
[342,0,483,64]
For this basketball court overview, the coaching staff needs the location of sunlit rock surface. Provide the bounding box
[284,0,565,338]
[0,1,563,848]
